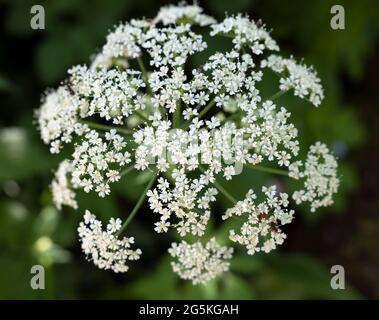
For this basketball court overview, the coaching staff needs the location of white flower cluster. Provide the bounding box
[261,54,324,106]
[210,14,279,53]
[36,3,340,282]
[146,24,207,69]
[148,170,217,237]
[37,65,145,154]
[71,129,131,197]
[168,238,233,285]
[134,113,244,176]
[92,19,149,69]
[78,210,141,273]
[153,3,216,26]
[51,160,77,210]
[203,51,262,108]
[242,100,299,167]
[37,87,89,153]
[68,65,146,124]
[289,142,339,212]
[223,185,294,255]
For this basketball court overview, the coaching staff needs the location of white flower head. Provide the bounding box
[51,160,78,210]
[261,54,324,106]
[153,3,216,26]
[290,142,339,212]
[224,185,294,255]
[71,129,131,197]
[78,210,142,273]
[37,87,89,153]
[35,4,340,283]
[147,170,216,237]
[211,14,279,52]
[169,238,233,284]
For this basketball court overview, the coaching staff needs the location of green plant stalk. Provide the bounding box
[119,166,135,177]
[135,110,152,125]
[117,170,158,236]
[80,120,133,135]
[211,178,238,204]
[137,57,152,94]
[173,99,182,128]
[198,99,216,119]
[267,89,289,101]
[220,110,242,125]
[245,163,288,176]
[198,165,237,204]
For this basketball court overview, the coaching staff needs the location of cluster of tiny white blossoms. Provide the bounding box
[289,142,340,212]
[78,210,141,273]
[242,100,299,167]
[37,87,89,154]
[153,4,216,26]
[223,185,294,255]
[51,160,78,210]
[68,65,146,124]
[147,170,217,237]
[168,238,233,285]
[36,4,340,283]
[71,129,131,197]
[261,54,324,106]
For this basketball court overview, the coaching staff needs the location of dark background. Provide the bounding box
[0,0,378,299]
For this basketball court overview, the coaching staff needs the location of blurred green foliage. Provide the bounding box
[0,0,378,299]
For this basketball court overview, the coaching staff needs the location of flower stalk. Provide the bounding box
[117,170,158,236]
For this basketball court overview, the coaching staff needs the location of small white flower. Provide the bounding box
[154,220,170,233]
[148,169,215,237]
[210,15,279,52]
[107,217,122,233]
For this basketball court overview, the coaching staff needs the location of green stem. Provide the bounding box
[267,89,288,101]
[137,57,152,94]
[117,171,158,236]
[199,166,237,204]
[119,166,135,177]
[245,163,288,176]
[80,121,133,135]
[135,110,152,125]
[173,99,182,128]
[105,166,134,184]
[198,99,216,119]
[212,179,237,204]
